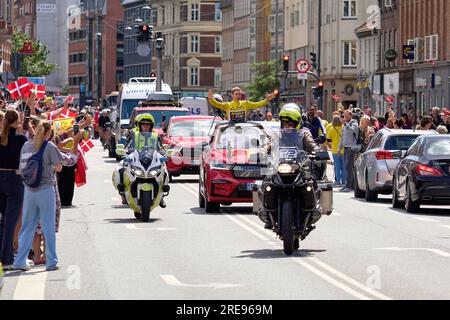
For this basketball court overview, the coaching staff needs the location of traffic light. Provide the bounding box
[282,55,289,73]
[310,52,317,69]
[312,80,324,99]
[138,24,150,42]
[150,72,156,78]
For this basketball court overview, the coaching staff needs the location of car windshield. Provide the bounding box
[216,124,267,149]
[425,138,450,156]
[384,135,420,150]
[121,99,144,119]
[135,109,190,128]
[170,120,215,137]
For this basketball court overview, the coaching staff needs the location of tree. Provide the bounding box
[245,60,280,101]
[11,32,58,77]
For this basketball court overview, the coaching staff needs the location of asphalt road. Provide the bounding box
[2,141,450,300]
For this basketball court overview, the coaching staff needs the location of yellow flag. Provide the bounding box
[53,118,74,134]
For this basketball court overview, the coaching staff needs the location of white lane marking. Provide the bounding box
[160,274,244,289]
[291,258,372,300]
[224,215,270,241]
[111,197,120,201]
[375,247,450,257]
[440,225,450,230]
[178,183,198,197]
[13,268,48,300]
[307,257,392,300]
[412,217,438,222]
[125,224,176,231]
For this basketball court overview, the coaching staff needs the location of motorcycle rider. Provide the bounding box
[118,113,169,208]
[262,104,323,229]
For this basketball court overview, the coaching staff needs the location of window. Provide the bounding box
[249,17,255,35]
[189,67,199,86]
[215,36,221,53]
[116,44,124,67]
[214,68,221,87]
[343,0,357,18]
[215,3,222,21]
[425,34,439,61]
[191,3,199,21]
[268,14,275,32]
[295,3,299,25]
[343,41,356,66]
[190,35,199,53]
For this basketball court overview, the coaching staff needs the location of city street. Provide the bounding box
[2,141,450,300]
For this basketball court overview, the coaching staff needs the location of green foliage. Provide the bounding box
[11,32,58,77]
[245,60,280,101]
[61,83,70,95]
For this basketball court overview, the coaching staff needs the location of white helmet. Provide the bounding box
[213,94,223,103]
[280,103,301,113]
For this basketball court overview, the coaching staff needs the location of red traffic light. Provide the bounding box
[318,80,324,87]
[273,89,279,95]
[150,72,156,77]
[283,55,289,61]
[142,24,148,31]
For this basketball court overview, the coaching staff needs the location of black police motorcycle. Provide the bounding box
[257,129,333,255]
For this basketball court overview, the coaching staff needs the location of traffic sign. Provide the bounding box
[20,42,34,55]
[24,77,45,85]
[296,59,311,73]
[297,73,308,80]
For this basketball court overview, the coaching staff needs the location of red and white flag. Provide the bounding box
[64,95,74,104]
[60,107,78,119]
[7,78,31,100]
[30,84,46,99]
[80,138,94,154]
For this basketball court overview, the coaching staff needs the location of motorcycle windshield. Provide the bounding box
[274,129,307,162]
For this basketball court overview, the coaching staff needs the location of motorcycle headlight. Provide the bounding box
[278,163,299,174]
[130,165,145,177]
[210,161,233,170]
[150,166,162,176]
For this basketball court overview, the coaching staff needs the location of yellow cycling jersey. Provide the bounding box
[208,98,269,121]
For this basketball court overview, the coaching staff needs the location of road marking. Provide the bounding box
[13,268,48,300]
[440,225,450,230]
[104,180,110,183]
[291,258,372,300]
[125,224,176,231]
[412,217,438,222]
[375,247,450,257]
[178,183,198,197]
[225,215,270,241]
[111,197,120,201]
[160,274,244,289]
[307,257,392,300]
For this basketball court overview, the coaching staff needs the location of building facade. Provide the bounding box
[122,0,156,82]
[0,0,14,75]
[152,0,222,97]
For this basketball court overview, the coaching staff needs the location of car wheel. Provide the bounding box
[353,170,365,198]
[392,177,404,209]
[405,182,420,213]
[169,174,173,183]
[205,199,220,213]
[365,172,378,202]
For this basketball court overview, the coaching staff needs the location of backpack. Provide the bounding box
[22,141,48,188]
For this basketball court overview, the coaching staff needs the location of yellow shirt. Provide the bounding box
[326,124,344,155]
[208,98,269,121]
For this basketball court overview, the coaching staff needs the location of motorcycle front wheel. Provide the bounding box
[282,201,295,256]
[141,191,152,222]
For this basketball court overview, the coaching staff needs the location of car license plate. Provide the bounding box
[240,183,254,191]
[191,160,200,166]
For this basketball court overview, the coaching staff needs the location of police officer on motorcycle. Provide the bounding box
[119,113,169,208]
[261,104,323,229]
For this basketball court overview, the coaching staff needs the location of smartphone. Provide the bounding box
[23,117,30,131]
[73,124,80,134]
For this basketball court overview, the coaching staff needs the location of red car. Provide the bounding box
[162,115,218,179]
[199,121,273,213]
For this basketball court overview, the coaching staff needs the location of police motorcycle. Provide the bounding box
[255,111,333,256]
[112,118,170,222]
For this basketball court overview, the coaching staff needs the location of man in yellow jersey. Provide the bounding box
[208,87,278,121]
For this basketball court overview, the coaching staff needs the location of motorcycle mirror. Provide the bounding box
[160,157,168,163]
[315,151,330,161]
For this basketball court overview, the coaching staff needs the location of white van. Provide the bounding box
[179,97,209,115]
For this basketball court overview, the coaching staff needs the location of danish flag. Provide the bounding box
[7,78,31,100]
[60,108,78,119]
[64,95,75,104]
[30,84,46,99]
[79,138,94,154]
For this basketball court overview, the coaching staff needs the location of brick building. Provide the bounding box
[0,0,14,75]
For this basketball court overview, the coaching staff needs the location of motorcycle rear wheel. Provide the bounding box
[282,201,295,256]
[141,191,152,222]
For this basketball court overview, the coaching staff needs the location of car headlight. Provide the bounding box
[130,165,145,177]
[278,163,299,174]
[210,161,233,170]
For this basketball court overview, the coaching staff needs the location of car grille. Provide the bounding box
[232,165,265,179]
